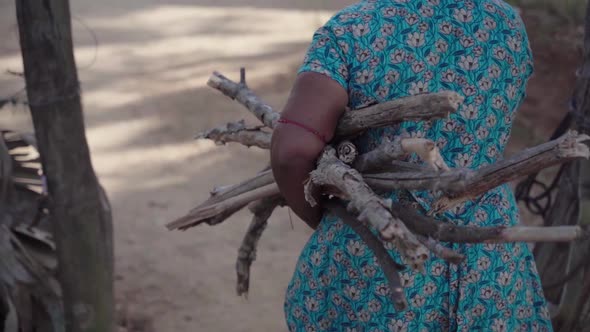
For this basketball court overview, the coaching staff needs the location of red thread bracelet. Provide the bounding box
[278,118,328,143]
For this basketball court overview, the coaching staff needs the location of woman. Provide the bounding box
[270,0,552,331]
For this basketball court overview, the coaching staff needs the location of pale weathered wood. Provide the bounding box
[391,202,588,243]
[305,146,429,270]
[208,72,280,129]
[167,169,274,230]
[335,92,463,138]
[432,131,590,214]
[353,137,406,173]
[170,131,589,233]
[16,1,114,331]
[236,195,283,297]
[207,72,463,137]
[401,138,450,171]
[364,168,472,192]
[335,141,358,164]
[354,136,449,173]
[168,184,279,230]
[196,120,271,149]
[361,132,590,214]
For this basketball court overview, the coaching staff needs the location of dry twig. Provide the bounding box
[305,146,429,270]
[196,120,271,149]
[236,195,283,297]
[326,201,407,310]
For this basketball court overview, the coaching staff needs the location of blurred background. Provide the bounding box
[0,0,585,330]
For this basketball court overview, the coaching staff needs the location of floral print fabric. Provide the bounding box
[284,0,553,331]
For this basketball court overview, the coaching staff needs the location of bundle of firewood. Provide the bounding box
[166,69,590,309]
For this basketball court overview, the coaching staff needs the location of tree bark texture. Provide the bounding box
[15,1,115,331]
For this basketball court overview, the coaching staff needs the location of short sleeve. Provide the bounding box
[298,26,349,91]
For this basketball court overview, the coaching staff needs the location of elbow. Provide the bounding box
[271,141,315,172]
[270,128,324,172]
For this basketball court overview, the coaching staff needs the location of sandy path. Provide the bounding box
[0,1,355,330]
[0,1,577,331]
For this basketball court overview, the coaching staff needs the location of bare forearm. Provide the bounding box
[272,159,323,229]
[270,72,348,229]
[270,126,325,229]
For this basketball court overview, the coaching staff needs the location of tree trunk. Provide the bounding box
[15,1,115,331]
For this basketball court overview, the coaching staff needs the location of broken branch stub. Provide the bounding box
[305,146,429,270]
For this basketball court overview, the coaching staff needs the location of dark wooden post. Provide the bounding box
[15,0,115,331]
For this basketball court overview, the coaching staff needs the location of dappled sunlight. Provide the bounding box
[76,5,334,107]
[0,1,342,331]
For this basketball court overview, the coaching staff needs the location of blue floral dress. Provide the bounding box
[284,0,553,331]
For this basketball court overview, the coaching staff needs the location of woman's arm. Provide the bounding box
[270,72,348,229]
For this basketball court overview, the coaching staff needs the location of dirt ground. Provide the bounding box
[0,1,581,331]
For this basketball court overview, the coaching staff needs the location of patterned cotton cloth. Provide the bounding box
[284,0,553,331]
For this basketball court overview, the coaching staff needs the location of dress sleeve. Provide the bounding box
[298,26,350,91]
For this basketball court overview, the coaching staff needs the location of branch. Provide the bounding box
[208,71,280,128]
[325,201,407,311]
[196,120,271,149]
[364,168,472,192]
[354,136,450,174]
[353,137,406,173]
[364,131,590,209]
[166,169,274,230]
[401,138,450,171]
[169,131,589,231]
[305,146,429,270]
[236,195,283,297]
[335,91,463,139]
[416,235,465,264]
[167,183,279,230]
[207,71,462,137]
[191,183,279,219]
[431,131,590,214]
[391,202,588,243]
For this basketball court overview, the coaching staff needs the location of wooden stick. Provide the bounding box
[167,183,279,230]
[416,235,465,264]
[207,71,462,137]
[236,195,283,297]
[401,138,450,172]
[335,91,463,139]
[167,169,274,230]
[364,131,590,203]
[431,131,590,214]
[169,131,589,231]
[364,168,472,192]
[390,202,588,243]
[305,146,429,270]
[353,137,406,173]
[208,71,280,129]
[326,201,407,311]
[491,226,588,243]
[353,136,450,173]
[196,120,271,149]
